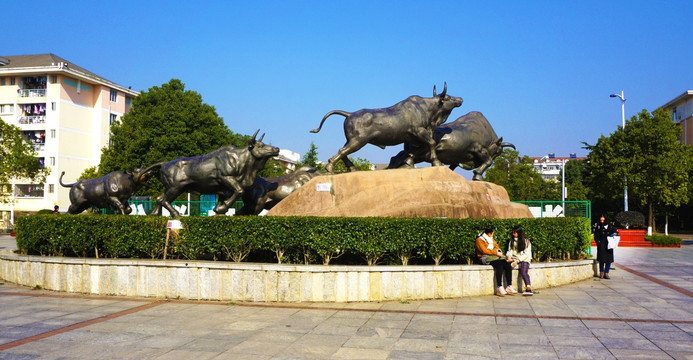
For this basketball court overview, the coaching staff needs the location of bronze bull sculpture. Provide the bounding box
[236,165,322,215]
[388,111,515,180]
[311,83,462,173]
[59,167,156,215]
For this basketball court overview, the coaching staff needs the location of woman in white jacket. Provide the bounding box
[507,226,533,295]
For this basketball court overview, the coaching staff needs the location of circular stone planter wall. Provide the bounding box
[0,251,593,302]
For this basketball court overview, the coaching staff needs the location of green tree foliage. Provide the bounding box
[564,159,590,201]
[484,149,558,201]
[0,119,49,202]
[78,166,99,181]
[297,142,325,171]
[585,109,692,229]
[99,79,248,195]
[258,157,288,178]
[333,157,373,173]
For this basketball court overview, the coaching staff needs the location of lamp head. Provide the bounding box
[609,94,618,98]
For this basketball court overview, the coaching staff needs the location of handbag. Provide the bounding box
[482,255,502,264]
[607,235,620,249]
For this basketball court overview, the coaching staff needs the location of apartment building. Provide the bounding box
[660,90,693,145]
[0,54,138,228]
[530,153,585,181]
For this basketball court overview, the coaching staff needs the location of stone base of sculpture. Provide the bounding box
[266,167,532,219]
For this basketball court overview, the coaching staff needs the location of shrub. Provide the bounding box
[16,215,591,265]
[645,235,681,246]
[615,211,645,229]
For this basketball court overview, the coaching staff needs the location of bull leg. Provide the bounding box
[68,202,90,215]
[215,177,244,214]
[473,158,493,181]
[326,139,366,173]
[341,157,358,172]
[156,188,182,218]
[108,197,129,215]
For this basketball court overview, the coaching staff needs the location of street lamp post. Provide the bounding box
[610,91,627,212]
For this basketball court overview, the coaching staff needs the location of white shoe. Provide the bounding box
[496,286,507,296]
[505,286,518,295]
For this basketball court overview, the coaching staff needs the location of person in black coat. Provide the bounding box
[592,215,616,279]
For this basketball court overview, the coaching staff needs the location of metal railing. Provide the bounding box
[18,115,46,124]
[31,143,45,152]
[101,200,244,216]
[513,200,591,219]
[18,89,46,97]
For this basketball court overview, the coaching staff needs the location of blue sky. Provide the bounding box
[5,1,693,177]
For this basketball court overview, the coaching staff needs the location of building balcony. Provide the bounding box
[18,89,46,98]
[17,115,46,125]
[31,143,45,152]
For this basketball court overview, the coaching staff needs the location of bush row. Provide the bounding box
[645,235,682,246]
[16,215,591,265]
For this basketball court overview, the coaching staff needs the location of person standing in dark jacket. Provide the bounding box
[592,215,616,279]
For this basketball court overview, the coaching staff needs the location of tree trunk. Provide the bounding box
[649,201,655,234]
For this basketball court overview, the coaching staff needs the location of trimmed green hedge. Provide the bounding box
[645,235,682,246]
[16,215,591,265]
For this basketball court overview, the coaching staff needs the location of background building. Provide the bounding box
[530,153,585,181]
[0,54,138,227]
[660,90,693,145]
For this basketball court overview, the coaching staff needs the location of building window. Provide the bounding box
[50,157,55,166]
[49,184,54,194]
[10,77,15,85]
[110,114,117,125]
[0,78,4,86]
[51,102,56,111]
[50,75,58,84]
[0,104,13,114]
[110,89,117,102]
[50,129,56,138]
[14,184,44,198]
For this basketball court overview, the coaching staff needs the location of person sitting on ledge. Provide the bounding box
[475,225,517,296]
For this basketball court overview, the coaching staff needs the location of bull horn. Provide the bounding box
[250,129,260,143]
[440,82,447,98]
[258,133,265,142]
[433,85,437,97]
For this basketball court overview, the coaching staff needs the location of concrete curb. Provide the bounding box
[0,250,593,302]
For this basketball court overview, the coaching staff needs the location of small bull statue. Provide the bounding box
[59,167,157,215]
[311,83,462,173]
[150,130,279,218]
[388,111,515,180]
[236,165,322,215]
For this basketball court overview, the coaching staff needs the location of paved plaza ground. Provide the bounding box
[1,235,693,359]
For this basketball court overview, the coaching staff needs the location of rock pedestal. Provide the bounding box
[266,167,532,219]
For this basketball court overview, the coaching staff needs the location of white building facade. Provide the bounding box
[0,54,138,228]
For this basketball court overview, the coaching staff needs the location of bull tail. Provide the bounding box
[58,171,76,188]
[137,162,165,182]
[310,110,351,133]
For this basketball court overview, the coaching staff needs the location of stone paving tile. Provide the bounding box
[387,350,445,360]
[607,348,674,360]
[331,347,390,360]
[152,349,221,360]
[553,345,615,360]
[597,337,660,351]
[499,343,557,360]
[342,336,398,351]
[548,334,604,347]
[392,338,447,353]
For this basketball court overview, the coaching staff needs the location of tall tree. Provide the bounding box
[99,79,247,195]
[0,119,49,203]
[585,108,692,229]
[298,142,325,171]
[484,149,558,201]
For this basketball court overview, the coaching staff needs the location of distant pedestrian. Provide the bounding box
[507,226,533,295]
[50,205,59,214]
[592,215,616,279]
[475,225,517,296]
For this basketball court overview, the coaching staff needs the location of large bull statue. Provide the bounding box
[310,83,462,173]
[59,167,157,215]
[388,111,515,180]
[236,165,322,215]
[150,130,279,218]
